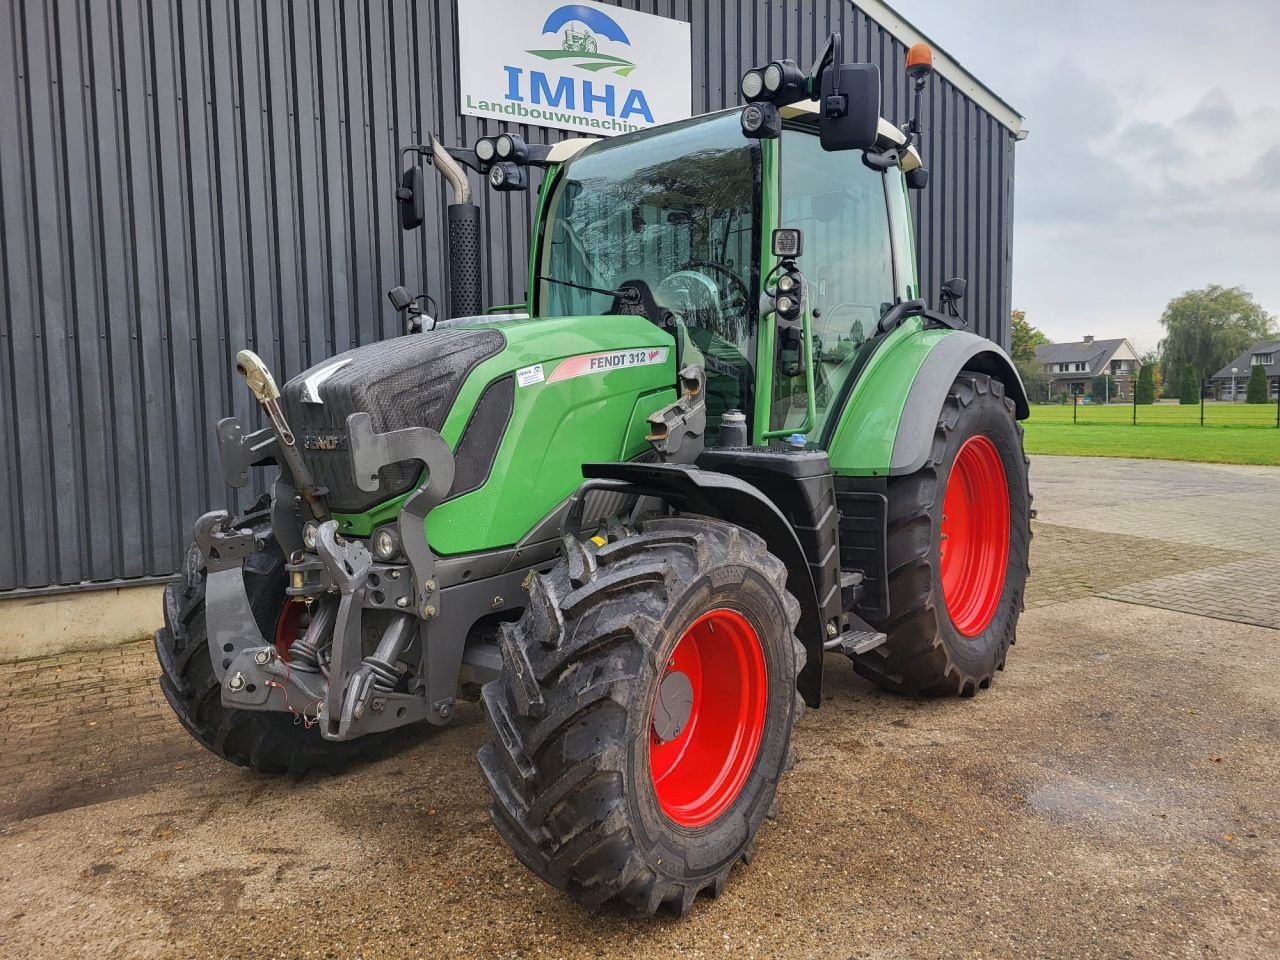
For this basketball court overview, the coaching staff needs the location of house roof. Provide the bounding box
[1035,338,1133,378]
[1210,339,1280,380]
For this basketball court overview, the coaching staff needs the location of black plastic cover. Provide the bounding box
[281,329,505,512]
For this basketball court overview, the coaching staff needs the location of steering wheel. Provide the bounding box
[680,259,752,307]
[655,271,725,331]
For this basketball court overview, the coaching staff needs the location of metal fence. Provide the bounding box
[1043,396,1280,428]
[0,0,1020,593]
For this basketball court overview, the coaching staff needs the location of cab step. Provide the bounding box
[823,629,887,656]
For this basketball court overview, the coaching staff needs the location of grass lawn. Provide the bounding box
[1023,401,1280,466]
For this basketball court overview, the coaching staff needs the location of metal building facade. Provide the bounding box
[0,0,1021,594]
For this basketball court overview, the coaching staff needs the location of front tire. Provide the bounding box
[478,517,804,915]
[854,372,1031,696]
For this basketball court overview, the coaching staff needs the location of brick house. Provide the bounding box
[1210,340,1280,401]
[1034,336,1142,400]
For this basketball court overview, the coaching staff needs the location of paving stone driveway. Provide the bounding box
[1,455,1278,960]
[1031,456,1280,629]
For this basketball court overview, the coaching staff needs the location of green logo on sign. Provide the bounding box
[528,5,636,76]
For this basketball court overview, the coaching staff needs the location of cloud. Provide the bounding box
[1183,89,1240,131]
[899,0,1280,343]
[1253,145,1280,190]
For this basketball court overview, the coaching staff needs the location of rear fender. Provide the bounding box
[890,331,1028,476]
[826,322,1028,477]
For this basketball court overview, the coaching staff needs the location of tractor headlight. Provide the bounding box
[777,273,797,293]
[740,68,765,101]
[474,137,496,163]
[775,295,796,316]
[740,102,780,139]
[489,161,528,192]
[372,528,400,561]
[302,521,319,551]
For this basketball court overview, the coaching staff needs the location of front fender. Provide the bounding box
[825,320,1028,477]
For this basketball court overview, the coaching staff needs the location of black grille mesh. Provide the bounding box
[280,329,505,512]
[447,375,514,499]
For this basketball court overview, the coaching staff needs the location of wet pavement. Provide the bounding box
[1,456,1277,959]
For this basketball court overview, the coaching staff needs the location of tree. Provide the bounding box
[1139,349,1163,398]
[1246,364,1269,403]
[1091,376,1110,403]
[1135,363,1155,404]
[1179,365,1200,405]
[1011,309,1050,366]
[1016,357,1050,404]
[1158,285,1277,384]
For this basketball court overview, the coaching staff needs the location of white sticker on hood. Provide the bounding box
[516,363,545,387]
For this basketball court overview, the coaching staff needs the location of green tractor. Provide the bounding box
[156,37,1030,916]
[561,25,598,53]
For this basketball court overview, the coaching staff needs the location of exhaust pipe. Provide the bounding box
[428,134,483,320]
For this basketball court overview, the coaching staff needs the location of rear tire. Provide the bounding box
[478,516,804,915]
[154,519,360,775]
[854,372,1031,696]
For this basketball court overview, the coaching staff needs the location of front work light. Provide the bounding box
[372,527,400,561]
[474,137,497,163]
[772,228,804,259]
[762,59,806,99]
[742,59,807,106]
[489,161,528,191]
[495,133,528,162]
[740,102,781,139]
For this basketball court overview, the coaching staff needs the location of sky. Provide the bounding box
[899,0,1280,352]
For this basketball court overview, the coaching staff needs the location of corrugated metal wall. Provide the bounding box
[0,0,1017,594]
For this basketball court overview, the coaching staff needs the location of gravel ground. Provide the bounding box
[1,457,1277,959]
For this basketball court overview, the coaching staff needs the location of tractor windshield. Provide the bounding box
[537,111,761,424]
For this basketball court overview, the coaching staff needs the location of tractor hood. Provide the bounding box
[280,328,507,513]
[279,314,676,535]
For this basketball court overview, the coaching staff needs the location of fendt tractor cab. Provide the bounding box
[156,37,1031,915]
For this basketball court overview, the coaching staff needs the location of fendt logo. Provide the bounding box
[458,0,690,137]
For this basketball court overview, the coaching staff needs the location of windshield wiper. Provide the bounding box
[537,275,634,301]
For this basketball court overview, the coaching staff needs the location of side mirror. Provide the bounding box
[397,167,425,230]
[819,62,881,153]
[906,167,930,190]
[940,277,967,302]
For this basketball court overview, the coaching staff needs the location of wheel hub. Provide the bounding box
[648,608,768,828]
[652,670,694,742]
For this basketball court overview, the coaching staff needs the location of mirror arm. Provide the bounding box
[876,298,967,336]
[808,33,842,98]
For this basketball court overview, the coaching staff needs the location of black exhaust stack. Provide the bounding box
[446,202,483,319]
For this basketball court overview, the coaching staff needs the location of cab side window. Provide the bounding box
[774,128,896,432]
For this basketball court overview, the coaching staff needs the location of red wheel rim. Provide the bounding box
[273,599,305,659]
[940,434,1010,637]
[648,609,768,828]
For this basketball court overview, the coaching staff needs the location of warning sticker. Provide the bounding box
[516,363,545,387]
[547,348,670,384]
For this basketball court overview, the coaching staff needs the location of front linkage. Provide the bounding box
[204,353,525,740]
